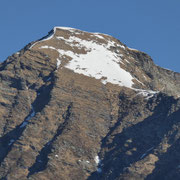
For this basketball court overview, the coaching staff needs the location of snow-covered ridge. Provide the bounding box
[30,27,124,49]
[30,27,141,52]
[54,26,113,37]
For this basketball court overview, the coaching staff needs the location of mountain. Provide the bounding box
[0,27,180,180]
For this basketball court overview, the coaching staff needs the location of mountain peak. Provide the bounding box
[0,27,180,179]
[27,26,180,98]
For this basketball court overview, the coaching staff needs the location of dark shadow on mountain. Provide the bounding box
[0,177,7,180]
[88,94,180,180]
[145,110,180,180]
[0,110,35,165]
[0,75,55,166]
[27,103,73,178]
[33,83,53,113]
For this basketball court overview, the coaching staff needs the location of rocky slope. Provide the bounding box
[0,27,180,180]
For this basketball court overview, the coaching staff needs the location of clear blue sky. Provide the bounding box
[0,0,180,72]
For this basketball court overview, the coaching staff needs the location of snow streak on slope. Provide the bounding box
[20,105,35,128]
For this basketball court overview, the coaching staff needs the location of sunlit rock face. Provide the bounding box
[0,27,180,180]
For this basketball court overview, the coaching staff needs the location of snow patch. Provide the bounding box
[40,45,56,50]
[8,139,15,146]
[56,27,75,30]
[143,75,147,80]
[140,153,146,159]
[136,89,158,99]
[97,168,102,173]
[57,58,61,69]
[124,59,130,64]
[94,155,102,173]
[40,36,134,88]
[140,147,154,159]
[127,47,139,51]
[20,121,28,128]
[26,106,35,121]
[94,155,100,164]
[118,44,126,50]
[46,77,52,81]
[134,78,145,86]
[93,34,105,40]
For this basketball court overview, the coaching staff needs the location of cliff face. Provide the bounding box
[0,27,180,180]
